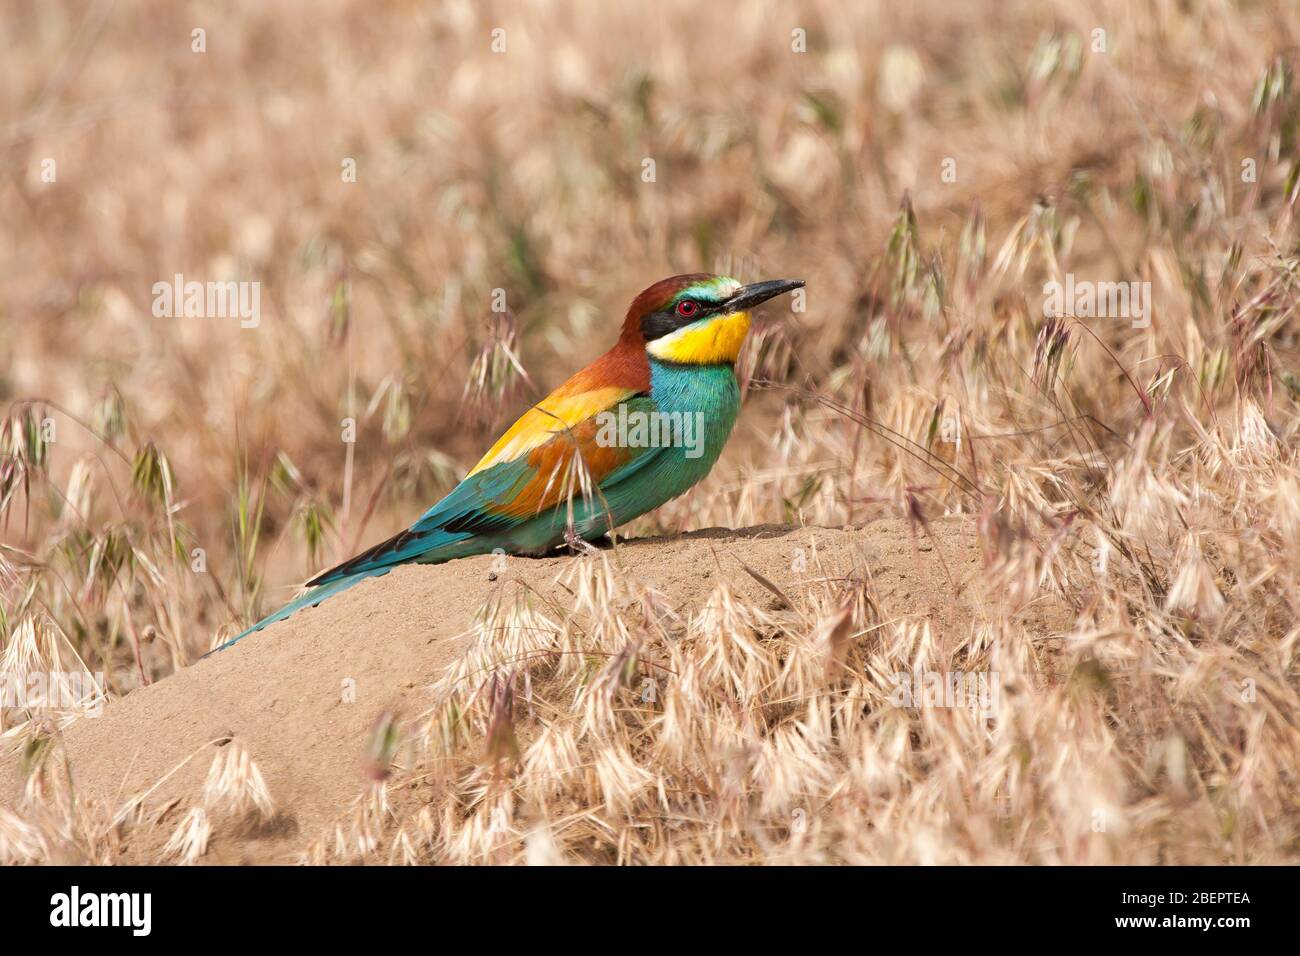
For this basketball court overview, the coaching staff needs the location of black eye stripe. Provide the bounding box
[640,301,721,341]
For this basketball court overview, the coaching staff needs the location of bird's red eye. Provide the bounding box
[676,299,699,317]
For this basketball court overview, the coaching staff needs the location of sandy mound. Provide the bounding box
[2,517,1055,864]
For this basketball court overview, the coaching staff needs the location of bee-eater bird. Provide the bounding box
[213,273,804,652]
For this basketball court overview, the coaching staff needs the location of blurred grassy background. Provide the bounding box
[2,0,1298,681]
[6,0,1300,866]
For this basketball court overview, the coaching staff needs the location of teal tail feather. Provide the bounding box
[204,568,388,657]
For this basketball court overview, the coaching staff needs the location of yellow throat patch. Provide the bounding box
[646,311,752,365]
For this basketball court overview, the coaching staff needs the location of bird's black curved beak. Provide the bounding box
[725,279,805,313]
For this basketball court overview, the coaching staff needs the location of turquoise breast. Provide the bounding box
[592,359,740,527]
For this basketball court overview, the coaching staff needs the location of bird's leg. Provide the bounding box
[564,524,601,556]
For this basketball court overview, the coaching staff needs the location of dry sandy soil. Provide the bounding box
[2,516,1062,864]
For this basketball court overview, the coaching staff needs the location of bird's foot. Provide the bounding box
[564,526,601,556]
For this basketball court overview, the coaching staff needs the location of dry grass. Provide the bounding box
[2,0,1299,863]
